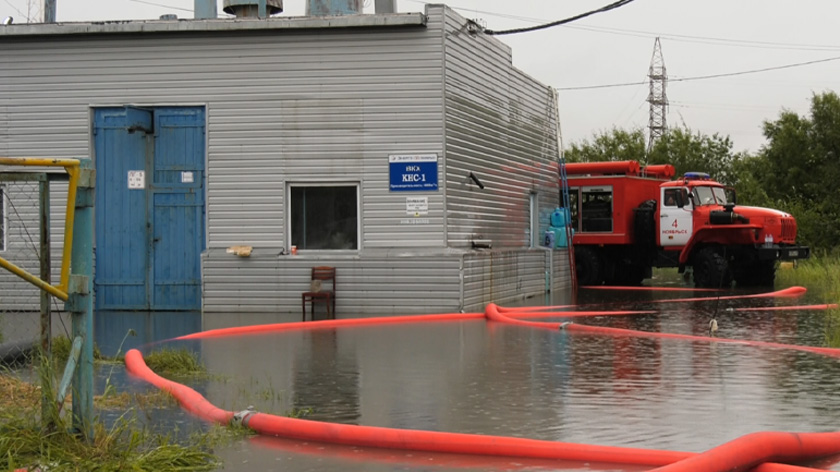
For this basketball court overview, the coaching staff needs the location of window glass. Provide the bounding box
[580,186,613,232]
[663,189,678,207]
[291,185,358,250]
[712,187,728,205]
[693,186,716,206]
[568,188,579,232]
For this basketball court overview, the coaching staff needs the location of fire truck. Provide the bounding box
[564,160,810,288]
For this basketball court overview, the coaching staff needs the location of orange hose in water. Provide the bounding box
[124,348,691,466]
[122,286,840,472]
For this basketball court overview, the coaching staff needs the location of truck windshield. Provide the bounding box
[693,186,728,206]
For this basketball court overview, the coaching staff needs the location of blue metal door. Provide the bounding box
[151,108,205,309]
[94,106,205,311]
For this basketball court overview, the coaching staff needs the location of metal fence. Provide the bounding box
[0,174,61,367]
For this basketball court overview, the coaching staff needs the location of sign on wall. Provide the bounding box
[128,170,145,189]
[406,196,428,216]
[389,154,438,192]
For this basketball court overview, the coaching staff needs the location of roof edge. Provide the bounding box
[0,12,427,37]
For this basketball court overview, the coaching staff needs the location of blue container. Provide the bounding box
[544,230,556,248]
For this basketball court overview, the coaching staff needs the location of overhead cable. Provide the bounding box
[483,0,638,36]
[556,54,840,91]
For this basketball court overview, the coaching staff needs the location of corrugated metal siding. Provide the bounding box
[202,249,461,315]
[0,6,571,315]
[462,249,549,312]
[0,16,451,312]
[440,7,561,249]
[0,24,447,252]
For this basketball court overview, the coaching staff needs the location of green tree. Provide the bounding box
[564,126,739,185]
[564,127,646,163]
[648,127,738,185]
[757,91,840,251]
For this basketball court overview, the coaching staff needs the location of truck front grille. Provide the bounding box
[781,218,796,241]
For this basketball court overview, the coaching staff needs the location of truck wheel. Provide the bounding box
[693,248,733,288]
[575,247,602,286]
[605,261,645,286]
[616,264,646,286]
[734,260,776,287]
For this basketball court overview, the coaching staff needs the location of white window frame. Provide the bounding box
[287,182,361,252]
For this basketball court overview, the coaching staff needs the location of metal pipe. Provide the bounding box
[0,257,68,300]
[43,0,56,23]
[0,157,79,294]
[374,0,396,13]
[194,0,217,19]
[39,179,52,423]
[69,158,94,440]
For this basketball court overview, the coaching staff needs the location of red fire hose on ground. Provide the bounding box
[125,286,840,471]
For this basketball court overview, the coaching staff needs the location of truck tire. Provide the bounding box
[615,263,646,286]
[734,260,776,287]
[575,246,602,286]
[693,247,733,288]
[633,200,657,246]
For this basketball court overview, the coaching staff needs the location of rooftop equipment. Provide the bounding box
[223,0,283,18]
[306,0,363,16]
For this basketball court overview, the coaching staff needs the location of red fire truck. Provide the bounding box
[565,160,810,287]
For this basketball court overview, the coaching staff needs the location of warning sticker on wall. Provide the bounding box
[406,196,429,216]
[128,170,145,190]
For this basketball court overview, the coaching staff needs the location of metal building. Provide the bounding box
[0,4,570,316]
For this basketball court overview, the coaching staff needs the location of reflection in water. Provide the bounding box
[102,287,840,472]
[293,330,360,423]
[94,310,200,357]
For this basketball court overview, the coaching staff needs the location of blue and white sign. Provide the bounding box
[389,154,439,192]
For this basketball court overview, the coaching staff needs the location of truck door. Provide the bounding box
[659,187,692,246]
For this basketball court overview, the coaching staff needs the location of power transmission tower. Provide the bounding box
[647,37,668,157]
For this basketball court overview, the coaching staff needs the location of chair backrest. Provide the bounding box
[311,266,336,292]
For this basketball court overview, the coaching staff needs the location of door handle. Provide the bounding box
[153,237,160,243]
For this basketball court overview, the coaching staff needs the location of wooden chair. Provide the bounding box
[301,266,336,321]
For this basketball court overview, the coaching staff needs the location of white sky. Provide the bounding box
[3,0,839,154]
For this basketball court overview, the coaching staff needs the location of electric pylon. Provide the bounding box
[647,37,668,156]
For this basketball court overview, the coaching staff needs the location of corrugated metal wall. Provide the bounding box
[440,8,561,249]
[203,248,461,316]
[0,6,571,316]
[439,7,566,308]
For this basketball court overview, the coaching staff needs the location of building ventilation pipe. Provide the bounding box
[223,0,283,18]
[306,0,363,16]
[43,0,55,22]
[194,0,217,19]
[374,0,396,13]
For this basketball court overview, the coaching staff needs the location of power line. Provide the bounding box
[126,0,193,13]
[565,24,840,52]
[1,0,25,17]
[483,0,638,36]
[403,0,840,52]
[556,54,840,91]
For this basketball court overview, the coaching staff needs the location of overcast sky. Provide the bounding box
[3,0,839,154]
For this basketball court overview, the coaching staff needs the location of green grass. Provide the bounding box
[776,254,840,347]
[0,413,220,472]
[144,347,208,378]
[776,255,840,300]
[0,358,219,472]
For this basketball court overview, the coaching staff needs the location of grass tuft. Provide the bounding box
[144,348,207,378]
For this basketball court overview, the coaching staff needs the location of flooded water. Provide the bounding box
[94,280,840,471]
